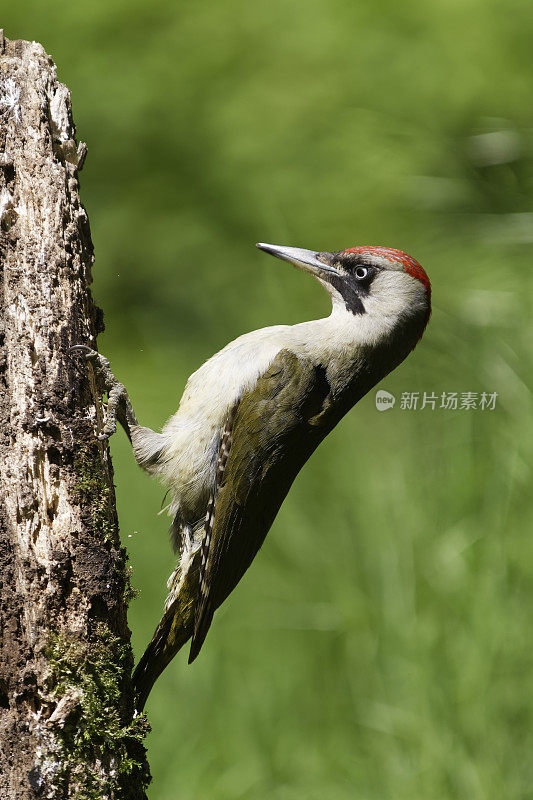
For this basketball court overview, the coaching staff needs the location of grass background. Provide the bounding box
[4,1,533,797]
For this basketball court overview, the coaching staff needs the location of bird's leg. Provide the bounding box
[70,345,138,441]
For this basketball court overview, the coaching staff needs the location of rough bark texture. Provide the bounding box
[0,33,150,798]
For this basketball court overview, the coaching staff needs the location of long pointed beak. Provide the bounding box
[256,243,339,278]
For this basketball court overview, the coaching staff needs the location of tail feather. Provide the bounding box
[135,408,239,700]
[187,410,237,664]
[188,601,215,664]
[132,547,201,710]
[133,608,190,712]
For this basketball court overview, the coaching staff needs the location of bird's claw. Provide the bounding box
[69,345,109,368]
[70,344,137,439]
[69,344,115,388]
[70,345,125,438]
[69,344,94,356]
[69,344,97,358]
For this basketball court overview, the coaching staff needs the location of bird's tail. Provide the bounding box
[188,600,215,664]
[132,604,192,711]
[132,552,201,710]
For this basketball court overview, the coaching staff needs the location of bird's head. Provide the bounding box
[257,242,431,344]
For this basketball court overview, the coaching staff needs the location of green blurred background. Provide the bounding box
[5,1,533,797]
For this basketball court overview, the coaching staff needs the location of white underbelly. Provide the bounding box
[156,326,290,520]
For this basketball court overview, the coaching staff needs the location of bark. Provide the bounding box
[0,32,150,799]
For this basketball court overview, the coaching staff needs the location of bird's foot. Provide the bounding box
[70,345,132,439]
[69,345,112,386]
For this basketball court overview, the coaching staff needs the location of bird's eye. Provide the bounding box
[354,266,368,280]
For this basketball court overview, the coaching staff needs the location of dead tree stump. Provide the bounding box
[0,32,150,799]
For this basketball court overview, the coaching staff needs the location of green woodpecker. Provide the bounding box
[72,242,431,709]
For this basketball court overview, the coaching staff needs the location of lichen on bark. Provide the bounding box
[0,31,150,798]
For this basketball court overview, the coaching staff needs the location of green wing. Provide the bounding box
[188,349,333,662]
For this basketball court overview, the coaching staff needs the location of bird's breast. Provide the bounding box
[157,327,291,520]
[153,313,385,521]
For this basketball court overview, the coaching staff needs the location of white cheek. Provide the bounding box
[367,271,427,317]
[345,271,428,346]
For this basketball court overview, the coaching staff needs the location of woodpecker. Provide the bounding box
[72,242,431,709]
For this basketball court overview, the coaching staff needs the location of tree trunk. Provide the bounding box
[0,32,150,799]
